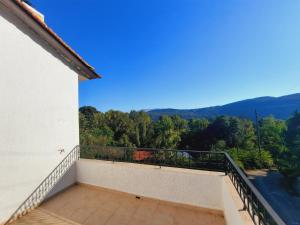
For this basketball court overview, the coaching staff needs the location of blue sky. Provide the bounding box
[32,0,300,112]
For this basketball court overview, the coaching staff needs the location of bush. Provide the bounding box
[228,149,245,169]
[277,151,300,179]
[228,148,273,170]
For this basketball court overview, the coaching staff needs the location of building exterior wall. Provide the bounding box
[76,159,224,210]
[0,4,79,223]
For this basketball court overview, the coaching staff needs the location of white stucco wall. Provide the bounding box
[76,159,224,210]
[0,4,79,223]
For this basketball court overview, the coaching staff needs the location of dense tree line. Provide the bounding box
[79,106,300,179]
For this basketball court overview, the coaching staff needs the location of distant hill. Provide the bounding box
[147,93,300,120]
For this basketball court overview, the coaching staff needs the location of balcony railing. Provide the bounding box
[80,145,285,225]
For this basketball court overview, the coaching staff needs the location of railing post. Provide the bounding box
[78,145,80,160]
[158,150,161,168]
[224,154,228,175]
[124,148,127,161]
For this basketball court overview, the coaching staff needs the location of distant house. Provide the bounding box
[0,0,100,222]
[133,150,153,161]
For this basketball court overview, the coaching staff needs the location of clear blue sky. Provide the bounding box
[31,0,300,112]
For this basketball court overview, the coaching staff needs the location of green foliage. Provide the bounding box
[152,116,182,149]
[285,111,300,152]
[259,116,287,161]
[129,111,152,147]
[79,107,300,175]
[278,111,300,179]
[179,118,209,150]
[180,116,256,151]
[228,149,273,170]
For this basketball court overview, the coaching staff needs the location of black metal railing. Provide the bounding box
[5,145,80,224]
[224,153,285,225]
[81,145,285,225]
[80,145,226,171]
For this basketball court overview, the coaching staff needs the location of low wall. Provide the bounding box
[76,159,224,210]
[76,159,253,225]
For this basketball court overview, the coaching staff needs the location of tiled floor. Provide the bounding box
[11,208,79,225]
[12,184,226,225]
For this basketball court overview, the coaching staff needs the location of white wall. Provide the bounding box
[77,159,224,210]
[77,160,254,225]
[0,4,79,223]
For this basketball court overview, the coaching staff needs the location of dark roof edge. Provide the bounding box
[12,0,101,79]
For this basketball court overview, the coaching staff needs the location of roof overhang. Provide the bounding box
[2,0,101,80]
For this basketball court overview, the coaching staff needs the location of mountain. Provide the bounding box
[147,93,300,120]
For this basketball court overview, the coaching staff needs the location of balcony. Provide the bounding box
[7,146,284,225]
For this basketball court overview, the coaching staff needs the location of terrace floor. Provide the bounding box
[12,184,226,225]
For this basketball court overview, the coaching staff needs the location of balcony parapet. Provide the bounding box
[80,145,285,225]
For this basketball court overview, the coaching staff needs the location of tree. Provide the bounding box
[104,110,135,146]
[129,111,152,147]
[171,115,188,133]
[79,106,99,130]
[79,106,98,116]
[188,118,209,132]
[236,118,256,150]
[79,112,89,133]
[202,116,255,151]
[78,106,291,171]
[179,118,209,150]
[259,116,287,161]
[278,111,300,178]
[152,116,181,149]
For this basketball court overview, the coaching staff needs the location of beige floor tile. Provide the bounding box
[67,207,97,224]
[104,211,132,225]
[12,184,225,225]
[132,200,158,221]
[149,212,174,225]
[155,203,177,218]
[127,217,149,225]
[11,209,78,225]
[174,207,199,225]
[83,208,113,225]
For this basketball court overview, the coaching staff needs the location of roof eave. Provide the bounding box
[10,0,101,79]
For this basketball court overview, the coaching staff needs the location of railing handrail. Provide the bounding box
[83,145,225,154]
[224,153,285,225]
[5,145,80,224]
